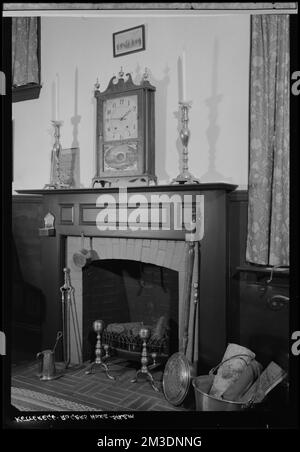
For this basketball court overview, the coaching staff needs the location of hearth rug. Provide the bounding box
[11,387,98,411]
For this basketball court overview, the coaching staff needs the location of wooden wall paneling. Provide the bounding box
[12,195,45,359]
[227,190,289,384]
[227,190,248,343]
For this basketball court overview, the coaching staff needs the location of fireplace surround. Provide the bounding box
[67,236,187,364]
[17,183,236,369]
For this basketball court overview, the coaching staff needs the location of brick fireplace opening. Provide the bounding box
[82,259,179,361]
[66,236,197,364]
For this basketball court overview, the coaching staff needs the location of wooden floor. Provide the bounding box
[11,357,188,411]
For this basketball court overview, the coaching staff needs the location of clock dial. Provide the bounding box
[103,94,138,141]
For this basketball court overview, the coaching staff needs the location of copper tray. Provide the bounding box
[162,352,196,406]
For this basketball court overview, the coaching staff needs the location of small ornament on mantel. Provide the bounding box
[38,212,55,236]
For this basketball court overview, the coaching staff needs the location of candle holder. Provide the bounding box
[85,320,116,380]
[172,102,200,184]
[44,120,69,189]
[130,326,159,392]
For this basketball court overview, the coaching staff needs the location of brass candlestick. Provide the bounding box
[131,326,159,392]
[85,320,115,380]
[44,120,69,189]
[172,102,200,184]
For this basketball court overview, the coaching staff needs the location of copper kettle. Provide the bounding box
[36,332,63,381]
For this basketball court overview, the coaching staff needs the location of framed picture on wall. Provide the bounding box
[113,25,145,57]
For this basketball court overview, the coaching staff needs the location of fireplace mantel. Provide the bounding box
[16,183,236,241]
[16,182,237,196]
[15,183,236,368]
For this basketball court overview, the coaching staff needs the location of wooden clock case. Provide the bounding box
[93,72,157,187]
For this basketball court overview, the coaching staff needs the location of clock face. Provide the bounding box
[103,94,138,141]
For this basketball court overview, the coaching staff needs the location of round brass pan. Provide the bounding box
[162,352,196,406]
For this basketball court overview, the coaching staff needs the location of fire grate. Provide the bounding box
[102,329,169,359]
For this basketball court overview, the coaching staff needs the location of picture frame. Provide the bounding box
[113,25,145,58]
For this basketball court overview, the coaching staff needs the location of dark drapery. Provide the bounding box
[12,17,39,87]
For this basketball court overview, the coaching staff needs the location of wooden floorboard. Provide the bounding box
[11,358,189,411]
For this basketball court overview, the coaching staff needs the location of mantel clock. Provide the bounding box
[92,68,157,187]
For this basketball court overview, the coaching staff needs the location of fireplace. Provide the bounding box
[17,183,236,368]
[82,259,179,361]
[66,236,191,364]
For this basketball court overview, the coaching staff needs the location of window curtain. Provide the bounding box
[12,17,39,87]
[246,14,289,267]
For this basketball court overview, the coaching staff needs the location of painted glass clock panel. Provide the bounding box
[103,142,139,173]
[103,94,138,141]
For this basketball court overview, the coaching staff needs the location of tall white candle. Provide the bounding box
[56,73,60,120]
[182,49,187,101]
[52,81,56,121]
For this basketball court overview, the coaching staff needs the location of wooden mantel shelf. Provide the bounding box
[16,182,237,196]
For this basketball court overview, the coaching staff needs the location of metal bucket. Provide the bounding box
[192,375,252,411]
